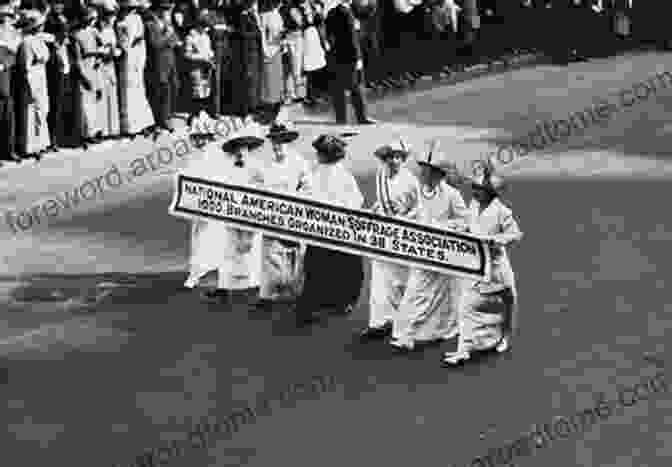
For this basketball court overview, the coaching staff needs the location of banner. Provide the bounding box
[170,175,492,281]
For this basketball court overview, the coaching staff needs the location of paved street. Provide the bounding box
[1,50,672,467]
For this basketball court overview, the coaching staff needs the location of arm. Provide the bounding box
[491,208,523,246]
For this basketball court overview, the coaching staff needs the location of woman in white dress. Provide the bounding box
[360,140,419,340]
[256,122,312,307]
[16,9,51,159]
[391,147,469,352]
[97,4,121,139]
[442,170,522,365]
[183,126,267,305]
[116,0,155,138]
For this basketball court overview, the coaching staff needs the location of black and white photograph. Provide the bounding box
[1,0,671,466]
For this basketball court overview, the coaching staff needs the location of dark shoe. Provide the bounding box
[357,118,377,125]
[201,288,229,304]
[252,298,274,311]
[296,312,320,327]
[359,325,391,341]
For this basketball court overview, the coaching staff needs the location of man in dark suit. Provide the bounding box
[0,1,20,163]
[145,0,181,133]
[325,0,376,125]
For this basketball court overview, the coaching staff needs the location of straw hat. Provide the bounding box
[416,140,456,174]
[266,122,299,144]
[221,123,265,153]
[374,138,411,160]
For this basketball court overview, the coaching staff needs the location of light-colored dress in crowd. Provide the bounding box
[260,7,285,104]
[116,10,154,134]
[368,166,419,329]
[183,27,214,101]
[17,33,51,155]
[97,22,121,137]
[73,24,103,139]
[259,147,312,300]
[283,5,305,100]
[393,180,468,347]
[302,2,326,72]
[457,197,521,351]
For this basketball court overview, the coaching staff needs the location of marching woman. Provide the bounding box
[442,169,522,365]
[183,124,267,304]
[97,4,122,140]
[294,134,364,326]
[391,144,468,351]
[256,121,312,308]
[360,139,419,340]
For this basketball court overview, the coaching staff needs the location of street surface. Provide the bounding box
[1,50,672,467]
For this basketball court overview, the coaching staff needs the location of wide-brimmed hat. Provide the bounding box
[267,122,299,144]
[17,9,46,31]
[416,140,456,174]
[312,134,349,162]
[81,6,99,21]
[374,138,411,161]
[221,123,265,153]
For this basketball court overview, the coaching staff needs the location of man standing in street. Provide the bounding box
[146,0,181,135]
[325,0,376,125]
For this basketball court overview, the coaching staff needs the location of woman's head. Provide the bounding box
[313,134,347,164]
[374,143,409,177]
[418,164,445,189]
[470,168,506,205]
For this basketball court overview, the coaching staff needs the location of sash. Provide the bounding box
[376,167,395,216]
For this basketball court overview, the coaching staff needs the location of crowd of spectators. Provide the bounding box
[0,0,668,166]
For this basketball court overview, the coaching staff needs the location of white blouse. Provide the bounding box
[302,160,363,210]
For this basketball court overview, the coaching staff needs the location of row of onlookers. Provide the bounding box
[1,0,669,165]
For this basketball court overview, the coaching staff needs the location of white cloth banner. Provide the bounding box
[170,175,492,281]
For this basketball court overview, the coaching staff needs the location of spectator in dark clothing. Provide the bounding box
[145,0,182,133]
[44,0,72,150]
[325,0,375,124]
[209,3,233,116]
[0,2,20,163]
[229,0,263,117]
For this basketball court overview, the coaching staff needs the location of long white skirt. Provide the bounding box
[457,286,507,353]
[393,268,462,345]
[259,237,304,300]
[185,221,262,290]
[369,260,409,328]
[303,26,326,72]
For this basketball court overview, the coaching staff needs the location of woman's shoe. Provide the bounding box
[495,335,511,353]
[442,350,471,366]
[359,324,391,341]
[390,339,414,353]
[200,288,229,304]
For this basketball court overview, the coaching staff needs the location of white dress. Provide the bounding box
[393,180,468,346]
[368,166,419,329]
[457,198,521,351]
[258,148,312,300]
[184,147,265,290]
[116,11,155,134]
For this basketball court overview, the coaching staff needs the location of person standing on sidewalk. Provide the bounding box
[0,2,20,164]
[324,0,376,124]
[116,0,155,138]
[145,0,182,135]
[15,9,52,160]
[72,6,104,148]
[360,140,419,340]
